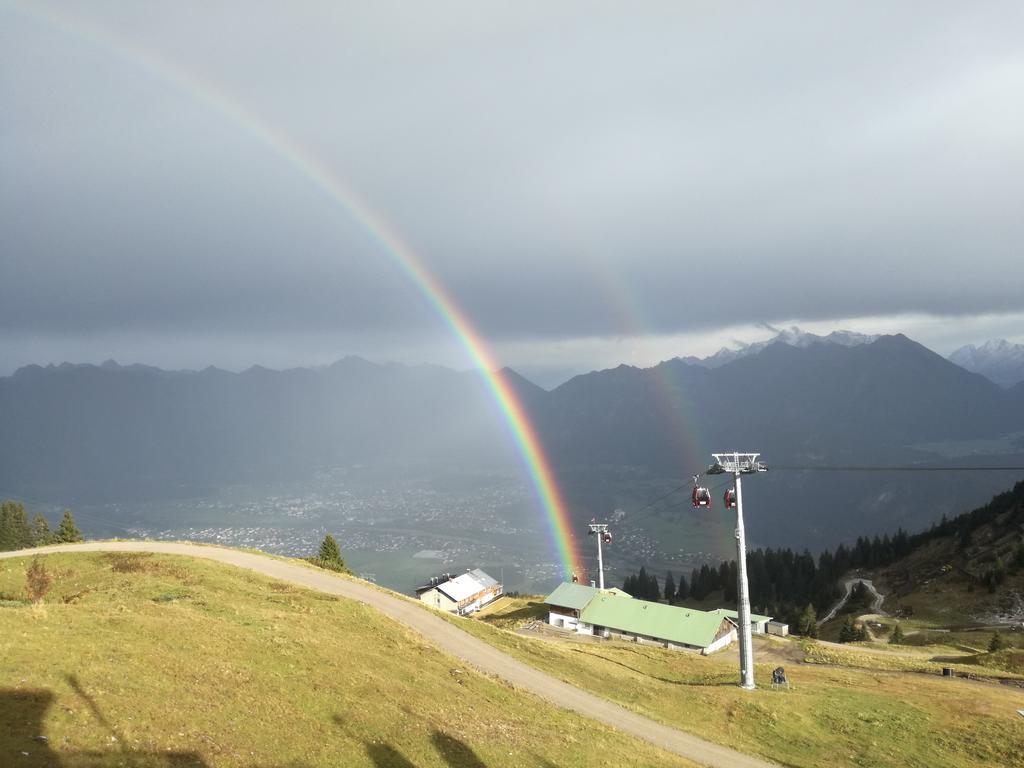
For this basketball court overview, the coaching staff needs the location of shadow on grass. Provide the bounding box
[1,685,208,767]
[366,743,417,768]
[431,731,486,768]
[567,646,737,687]
[928,654,975,664]
[339,714,495,767]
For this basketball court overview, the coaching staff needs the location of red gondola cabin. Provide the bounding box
[692,486,712,508]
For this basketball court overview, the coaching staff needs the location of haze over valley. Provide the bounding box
[6,329,1024,592]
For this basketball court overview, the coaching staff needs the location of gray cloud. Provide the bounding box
[2,1,1023,371]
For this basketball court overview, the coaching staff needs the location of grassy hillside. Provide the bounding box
[454,599,1024,768]
[0,552,695,768]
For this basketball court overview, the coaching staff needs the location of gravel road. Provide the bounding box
[819,577,887,624]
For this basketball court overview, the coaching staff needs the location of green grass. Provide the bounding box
[445,611,1024,768]
[798,640,1023,679]
[472,595,547,629]
[0,552,696,768]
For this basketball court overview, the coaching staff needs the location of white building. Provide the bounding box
[545,582,604,632]
[415,569,503,616]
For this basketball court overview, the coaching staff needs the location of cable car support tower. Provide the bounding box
[587,520,612,590]
[708,452,768,690]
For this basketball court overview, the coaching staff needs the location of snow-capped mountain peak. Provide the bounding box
[680,327,879,369]
[948,339,1024,388]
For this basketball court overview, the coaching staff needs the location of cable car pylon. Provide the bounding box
[708,452,767,690]
[587,519,612,590]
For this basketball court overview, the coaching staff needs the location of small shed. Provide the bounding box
[767,621,790,637]
[708,608,773,635]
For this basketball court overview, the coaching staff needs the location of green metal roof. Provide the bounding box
[544,582,600,610]
[580,596,730,648]
[709,608,772,624]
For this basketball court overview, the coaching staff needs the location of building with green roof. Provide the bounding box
[544,582,631,632]
[579,594,736,654]
[544,582,737,653]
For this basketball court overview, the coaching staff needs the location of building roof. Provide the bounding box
[544,582,600,610]
[436,573,484,602]
[468,569,499,590]
[434,569,500,603]
[544,582,632,611]
[580,596,730,648]
[708,608,772,624]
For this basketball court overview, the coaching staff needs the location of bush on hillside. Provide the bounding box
[26,557,52,604]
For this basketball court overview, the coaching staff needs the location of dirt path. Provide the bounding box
[2,541,775,768]
[819,577,887,624]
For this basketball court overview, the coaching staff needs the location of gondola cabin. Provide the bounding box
[724,489,737,509]
[692,486,712,508]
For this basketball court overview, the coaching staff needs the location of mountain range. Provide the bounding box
[3,332,1024,550]
[678,328,879,369]
[948,338,1024,388]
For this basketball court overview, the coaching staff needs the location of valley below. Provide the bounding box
[53,468,737,595]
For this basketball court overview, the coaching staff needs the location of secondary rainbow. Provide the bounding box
[11,2,587,579]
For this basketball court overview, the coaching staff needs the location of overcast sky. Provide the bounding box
[3,2,1023,384]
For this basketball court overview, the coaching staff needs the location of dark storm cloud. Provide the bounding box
[2,1,1023,366]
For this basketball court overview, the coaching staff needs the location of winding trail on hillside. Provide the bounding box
[2,541,774,768]
[819,578,887,624]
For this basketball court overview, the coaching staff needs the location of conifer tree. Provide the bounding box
[988,629,1007,653]
[0,501,32,551]
[663,571,676,602]
[316,533,345,570]
[646,571,660,601]
[838,615,857,643]
[30,515,53,547]
[55,510,83,543]
[797,604,818,638]
[675,574,689,602]
[890,622,905,644]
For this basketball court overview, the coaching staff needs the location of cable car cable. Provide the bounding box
[628,464,1024,515]
[629,479,700,515]
[773,465,1024,472]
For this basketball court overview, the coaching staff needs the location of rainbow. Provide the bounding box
[583,260,736,556]
[9,2,587,579]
